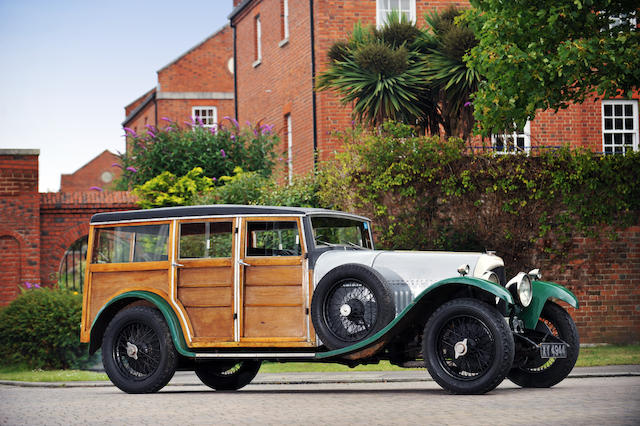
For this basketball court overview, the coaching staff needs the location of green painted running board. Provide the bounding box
[316,276,514,360]
[91,291,196,358]
[518,280,579,329]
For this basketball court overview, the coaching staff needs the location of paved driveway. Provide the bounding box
[1,374,639,425]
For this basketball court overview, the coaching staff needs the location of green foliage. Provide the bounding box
[318,7,480,138]
[116,119,278,189]
[317,13,439,132]
[318,122,640,273]
[133,167,214,208]
[464,0,640,135]
[193,167,322,208]
[0,288,90,369]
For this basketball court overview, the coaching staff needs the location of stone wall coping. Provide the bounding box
[0,149,40,156]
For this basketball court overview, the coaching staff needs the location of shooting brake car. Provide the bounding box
[80,205,579,394]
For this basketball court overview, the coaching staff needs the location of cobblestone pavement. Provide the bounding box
[1,376,639,425]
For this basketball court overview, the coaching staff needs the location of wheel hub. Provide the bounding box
[454,338,468,359]
[126,342,139,360]
[339,304,352,317]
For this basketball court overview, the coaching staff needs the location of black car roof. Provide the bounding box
[90,205,369,224]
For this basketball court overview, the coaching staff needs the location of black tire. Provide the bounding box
[195,360,262,391]
[102,306,178,394]
[508,301,579,388]
[311,264,395,349]
[423,298,515,395]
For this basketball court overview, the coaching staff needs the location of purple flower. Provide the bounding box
[111,163,123,169]
[24,281,32,289]
[210,126,218,135]
[126,166,138,173]
[90,186,103,191]
[224,116,239,128]
[253,128,259,136]
[161,117,172,122]
[246,121,252,126]
[144,124,156,130]
[230,134,236,141]
[196,117,204,126]
[124,127,137,137]
[147,130,156,138]
[260,124,274,135]
[212,177,217,181]
[34,283,41,288]
[220,149,226,158]
[184,121,193,127]
[464,101,472,107]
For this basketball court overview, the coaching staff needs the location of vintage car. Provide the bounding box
[80,205,579,394]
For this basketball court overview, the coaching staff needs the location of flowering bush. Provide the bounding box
[0,285,90,369]
[115,118,278,189]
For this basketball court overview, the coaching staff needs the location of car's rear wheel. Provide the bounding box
[102,306,178,394]
[423,298,514,394]
[195,360,262,391]
[508,301,579,388]
[311,264,395,349]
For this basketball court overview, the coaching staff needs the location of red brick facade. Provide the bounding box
[123,26,235,143]
[232,0,639,169]
[60,150,122,192]
[0,150,137,306]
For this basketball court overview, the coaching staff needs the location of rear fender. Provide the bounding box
[89,291,195,358]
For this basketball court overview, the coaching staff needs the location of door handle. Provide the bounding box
[237,259,251,267]
[172,262,184,267]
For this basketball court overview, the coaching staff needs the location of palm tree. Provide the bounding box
[317,12,440,134]
[419,7,482,139]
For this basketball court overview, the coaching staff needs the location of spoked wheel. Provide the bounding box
[423,298,514,394]
[311,264,395,349]
[508,302,579,388]
[195,360,262,391]
[102,306,177,394]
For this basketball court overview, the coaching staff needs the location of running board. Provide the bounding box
[194,352,317,359]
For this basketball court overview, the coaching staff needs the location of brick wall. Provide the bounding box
[234,0,316,174]
[60,150,122,192]
[537,226,640,344]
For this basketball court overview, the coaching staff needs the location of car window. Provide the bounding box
[179,221,233,259]
[246,221,301,256]
[92,224,169,263]
[311,216,372,249]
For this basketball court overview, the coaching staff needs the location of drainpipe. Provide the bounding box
[232,23,239,121]
[309,0,318,170]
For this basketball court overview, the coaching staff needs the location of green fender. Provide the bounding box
[91,291,196,358]
[518,280,579,329]
[316,276,514,360]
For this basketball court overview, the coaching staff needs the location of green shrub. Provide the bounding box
[116,119,278,189]
[133,167,214,208]
[0,288,90,369]
[318,121,640,274]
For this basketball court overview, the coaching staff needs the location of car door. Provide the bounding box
[175,218,235,345]
[239,217,309,343]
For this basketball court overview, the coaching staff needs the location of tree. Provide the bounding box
[420,7,482,139]
[317,12,441,134]
[464,0,640,135]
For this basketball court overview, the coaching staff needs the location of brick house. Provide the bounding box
[229,0,639,178]
[59,150,122,192]
[123,25,235,148]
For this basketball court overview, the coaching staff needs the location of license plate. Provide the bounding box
[539,343,567,358]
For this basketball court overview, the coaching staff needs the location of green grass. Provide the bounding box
[1,345,638,382]
[575,344,640,367]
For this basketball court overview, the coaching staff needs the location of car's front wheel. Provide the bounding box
[195,360,262,391]
[508,301,579,388]
[102,306,178,394]
[423,298,514,394]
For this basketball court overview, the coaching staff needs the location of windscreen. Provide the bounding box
[311,216,373,249]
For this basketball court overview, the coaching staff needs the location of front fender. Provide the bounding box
[316,276,513,360]
[90,291,196,358]
[519,281,579,329]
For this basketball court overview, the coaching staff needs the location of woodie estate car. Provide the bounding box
[80,205,579,394]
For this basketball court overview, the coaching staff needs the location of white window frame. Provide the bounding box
[192,106,218,128]
[491,121,531,154]
[282,0,289,41]
[376,0,416,27]
[602,100,639,154]
[253,15,262,67]
[286,114,293,185]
